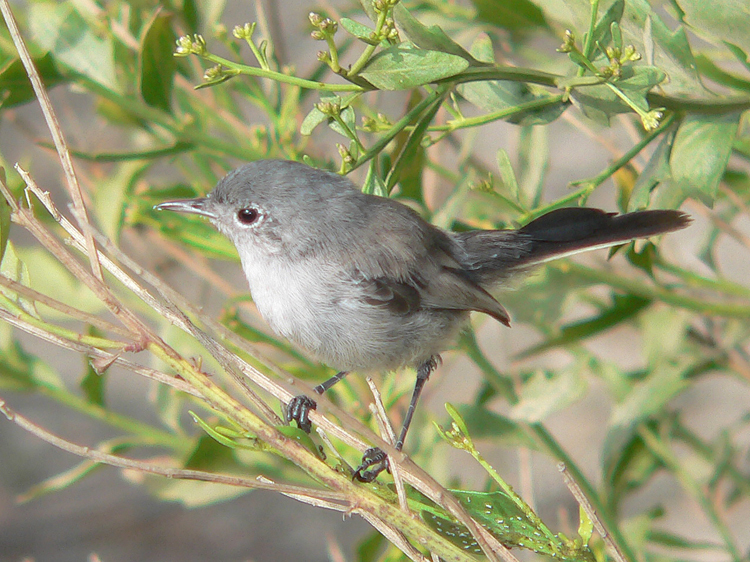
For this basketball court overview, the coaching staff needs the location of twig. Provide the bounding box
[366,377,409,513]
[255,476,348,512]
[558,462,628,562]
[0,0,103,281]
[0,397,348,503]
[359,511,431,562]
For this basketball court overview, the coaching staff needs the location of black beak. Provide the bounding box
[154,198,216,219]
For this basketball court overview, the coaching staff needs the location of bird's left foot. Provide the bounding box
[286,394,317,433]
[353,447,389,482]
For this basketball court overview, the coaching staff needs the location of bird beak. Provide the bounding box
[154,197,216,219]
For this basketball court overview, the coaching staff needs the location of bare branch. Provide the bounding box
[559,463,628,562]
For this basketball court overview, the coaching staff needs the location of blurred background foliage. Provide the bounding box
[1,0,750,560]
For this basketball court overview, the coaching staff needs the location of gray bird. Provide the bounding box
[156,159,690,481]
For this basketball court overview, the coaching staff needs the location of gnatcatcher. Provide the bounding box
[156,159,690,481]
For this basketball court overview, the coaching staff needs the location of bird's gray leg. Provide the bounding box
[286,370,350,433]
[353,356,439,482]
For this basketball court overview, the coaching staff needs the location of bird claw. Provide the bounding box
[286,394,317,433]
[353,447,389,482]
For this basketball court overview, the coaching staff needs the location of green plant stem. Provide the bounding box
[638,425,743,562]
[201,52,365,92]
[654,258,750,300]
[350,86,450,172]
[429,94,566,132]
[0,298,127,351]
[37,383,186,451]
[522,112,675,221]
[347,8,389,77]
[647,93,750,114]
[41,142,195,163]
[562,262,750,318]
[444,66,561,88]
[582,0,601,61]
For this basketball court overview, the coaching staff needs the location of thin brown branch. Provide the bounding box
[0,397,349,504]
[359,511,431,562]
[0,0,103,281]
[559,462,628,562]
[366,377,409,513]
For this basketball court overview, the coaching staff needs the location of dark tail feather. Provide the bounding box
[454,207,691,285]
[518,207,691,264]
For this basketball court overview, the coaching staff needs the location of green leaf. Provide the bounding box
[495,148,519,202]
[589,0,626,55]
[386,90,440,195]
[536,0,704,95]
[132,434,252,507]
[359,43,469,90]
[423,490,593,560]
[0,174,9,264]
[15,245,104,317]
[139,12,177,112]
[362,158,387,196]
[610,362,687,429]
[570,66,665,125]
[0,53,66,109]
[340,18,379,45]
[602,424,663,510]
[18,459,101,502]
[29,2,121,92]
[676,0,750,55]
[393,5,482,65]
[619,0,704,96]
[0,242,37,316]
[509,363,588,423]
[628,129,675,210]
[80,331,106,407]
[457,34,565,126]
[668,112,741,206]
[695,54,750,93]
[470,0,548,31]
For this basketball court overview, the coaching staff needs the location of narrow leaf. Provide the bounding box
[140,12,177,112]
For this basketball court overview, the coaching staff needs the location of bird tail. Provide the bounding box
[454,207,691,285]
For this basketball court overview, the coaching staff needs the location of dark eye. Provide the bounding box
[237,207,260,225]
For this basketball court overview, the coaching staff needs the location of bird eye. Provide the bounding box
[237,207,260,225]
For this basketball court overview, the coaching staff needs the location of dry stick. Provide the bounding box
[0,0,103,281]
[359,511,431,562]
[255,476,349,512]
[366,377,409,513]
[558,463,628,562]
[0,308,200,397]
[0,397,349,505]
